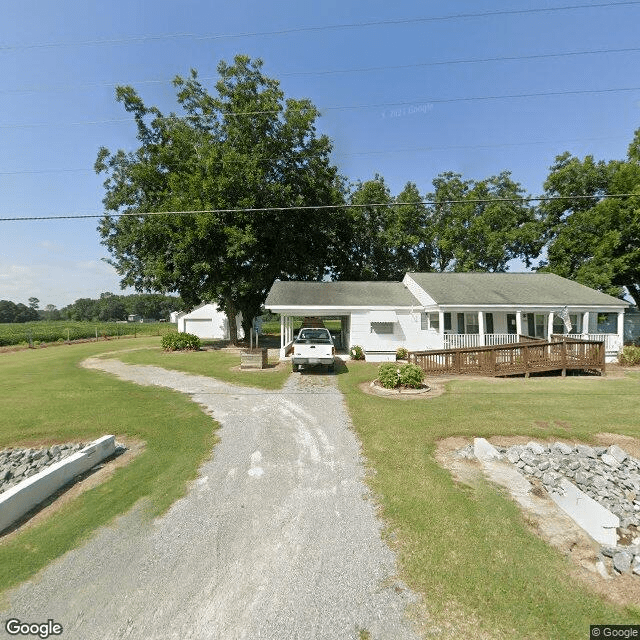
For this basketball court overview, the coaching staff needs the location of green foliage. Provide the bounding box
[619,345,640,365]
[0,300,40,323]
[96,55,345,341]
[377,362,424,389]
[161,332,201,351]
[350,345,365,360]
[0,321,172,347]
[396,347,408,360]
[540,141,640,307]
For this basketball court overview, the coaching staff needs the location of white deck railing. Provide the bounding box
[443,333,517,349]
[561,333,621,353]
[443,332,621,353]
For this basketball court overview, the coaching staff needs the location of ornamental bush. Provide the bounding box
[350,345,365,360]
[377,362,425,389]
[396,347,408,360]
[161,332,201,351]
[619,345,640,365]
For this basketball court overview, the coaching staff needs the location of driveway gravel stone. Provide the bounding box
[0,358,420,640]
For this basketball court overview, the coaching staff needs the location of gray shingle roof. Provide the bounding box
[406,272,628,307]
[265,280,420,308]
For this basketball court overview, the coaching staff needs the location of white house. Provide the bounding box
[265,273,630,362]
[177,303,244,340]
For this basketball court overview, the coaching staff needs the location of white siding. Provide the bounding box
[349,310,442,359]
[178,303,244,340]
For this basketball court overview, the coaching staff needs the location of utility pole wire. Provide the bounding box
[2,86,640,129]
[3,46,639,94]
[1,193,638,222]
[1,2,638,51]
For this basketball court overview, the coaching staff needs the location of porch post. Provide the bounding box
[548,311,554,341]
[478,311,485,346]
[280,315,284,350]
[516,310,522,336]
[618,310,625,349]
[582,311,589,336]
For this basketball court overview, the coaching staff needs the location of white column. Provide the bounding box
[516,310,522,336]
[438,310,445,347]
[548,312,554,341]
[280,315,284,350]
[618,311,625,349]
[582,311,589,336]
[478,311,485,346]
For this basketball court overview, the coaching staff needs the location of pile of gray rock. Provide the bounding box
[500,441,640,530]
[457,439,640,577]
[0,443,86,494]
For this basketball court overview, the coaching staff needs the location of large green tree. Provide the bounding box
[540,129,640,306]
[427,170,543,272]
[96,55,344,341]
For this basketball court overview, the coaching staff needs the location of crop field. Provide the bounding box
[0,321,175,347]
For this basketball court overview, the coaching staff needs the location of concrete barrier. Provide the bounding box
[0,435,116,534]
[549,477,620,546]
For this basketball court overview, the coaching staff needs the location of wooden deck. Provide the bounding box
[408,336,606,377]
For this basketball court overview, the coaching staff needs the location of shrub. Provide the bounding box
[619,345,640,365]
[377,362,425,389]
[398,363,424,388]
[350,345,365,360]
[396,347,408,360]
[161,332,201,351]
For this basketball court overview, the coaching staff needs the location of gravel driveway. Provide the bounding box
[1,359,420,640]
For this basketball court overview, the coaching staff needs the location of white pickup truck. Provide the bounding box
[291,327,335,373]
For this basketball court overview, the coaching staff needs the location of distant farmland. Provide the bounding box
[0,321,174,347]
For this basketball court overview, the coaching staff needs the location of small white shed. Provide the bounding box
[177,303,244,340]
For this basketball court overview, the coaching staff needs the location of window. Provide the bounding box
[465,313,479,334]
[535,314,546,338]
[506,313,517,335]
[553,314,579,334]
[371,322,394,334]
[444,313,452,331]
[421,312,428,330]
[429,313,439,330]
[485,313,494,334]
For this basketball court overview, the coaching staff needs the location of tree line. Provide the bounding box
[95,55,640,342]
[0,293,182,323]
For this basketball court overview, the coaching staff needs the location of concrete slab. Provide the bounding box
[473,437,503,461]
[549,478,619,546]
[0,435,116,534]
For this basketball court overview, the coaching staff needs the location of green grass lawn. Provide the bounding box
[3,339,640,637]
[0,338,218,592]
[338,362,640,639]
[105,346,291,391]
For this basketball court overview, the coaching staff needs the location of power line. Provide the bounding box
[2,85,639,129]
[3,46,640,95]
[1,193,638,222]
[0,134,630,176]
[1,2,637,51]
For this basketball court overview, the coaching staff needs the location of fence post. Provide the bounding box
[561,340,567,376]
[523,345,530,378]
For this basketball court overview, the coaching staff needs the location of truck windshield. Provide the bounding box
[297,329,332,343]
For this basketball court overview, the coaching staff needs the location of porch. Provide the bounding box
[432,309,624,362]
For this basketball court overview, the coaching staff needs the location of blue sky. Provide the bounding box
[1,0,639,308]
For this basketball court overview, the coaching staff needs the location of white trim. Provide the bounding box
[369,310,398,322]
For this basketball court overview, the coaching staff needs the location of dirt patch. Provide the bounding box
[0,437,145,542]
[435,435,640,609]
